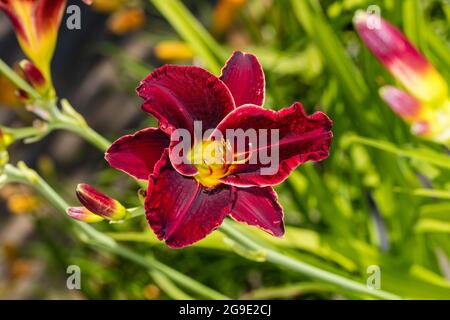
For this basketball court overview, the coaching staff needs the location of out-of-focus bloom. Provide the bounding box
[212,0,247,36]
[88,0,145,35]
[154,41,194,62]
[105,51,333,248]
[0,0,66,90]
[143,284,161,300]
[67,206,105,223]
[354,11,450,144]
[0,75,22,107]
[106,8,145,35]
[2,243,33,280]
[0,185,41,215]
[7,193,41,215]
[90,0,122,13]
[75,183,128,221]
[0,129,13,172]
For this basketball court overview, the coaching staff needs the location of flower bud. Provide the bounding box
[19,60,46,91]
[67,206,105,223]
[353,11,448,105]
[76,183,128,221]
[379,86,422,121]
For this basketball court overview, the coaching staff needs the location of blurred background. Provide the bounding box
[0,0,449,299]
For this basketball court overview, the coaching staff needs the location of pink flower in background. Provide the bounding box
[354,11,450,143]
[104,51,333,248]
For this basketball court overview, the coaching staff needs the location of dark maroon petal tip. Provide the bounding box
[105,128,169,180]
[145,152,235,248]
[137,65,235,134]
[232,187,285,237]
[220,51,265,107]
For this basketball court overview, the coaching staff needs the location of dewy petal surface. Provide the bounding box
[215,103,333,187]
[220,51,265,107]
[137,65,235,134]
[105,128,169,180]
[231,187,284,237]
[145,152,235,248]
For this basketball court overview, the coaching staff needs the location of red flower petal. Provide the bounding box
[216,103,333,187]
[0,0,65,46]
[34,0,66,39]
[145,152,235,248]
[137,65,235,134]
[220,51,265,107]
[105,128,169,180]
[231,187,284,237]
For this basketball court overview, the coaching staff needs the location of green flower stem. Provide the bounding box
[2,163,229,300]
[220,220,401,300]
[150,270,194,300]
[2,48,400,299]
[5,121,403,299]
[3,122,111,152]
[61,124,111,152]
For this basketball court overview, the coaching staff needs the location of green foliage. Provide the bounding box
[18,0,450,299]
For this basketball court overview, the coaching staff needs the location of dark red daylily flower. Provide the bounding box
[105,51,333,248]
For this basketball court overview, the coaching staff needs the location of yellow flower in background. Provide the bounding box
[212,0,247,36]
[7,193,42,215]
[0,129,13,171]
[90,0,124,13]
[107,8,145,35]
[0,184,42,215]
[154,41,194,62]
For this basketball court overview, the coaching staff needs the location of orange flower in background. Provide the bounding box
[86,0,145,35]
[212,0,247,36]
[354,11,450,144]
[0,74,22,107]
[0,0,67,93]
[107,8,145,35]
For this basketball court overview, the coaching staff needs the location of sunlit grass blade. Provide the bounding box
[347,135,450,170]
[290,0,368,103]
[394,188,450,200]
[150,0,225,73]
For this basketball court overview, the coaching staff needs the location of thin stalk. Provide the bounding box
[3,164,229,300]
[63,125,111,151]
[5,122,404,299]
[150,270,194,300]
[220,220,401,300]
[3,123,111,152]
